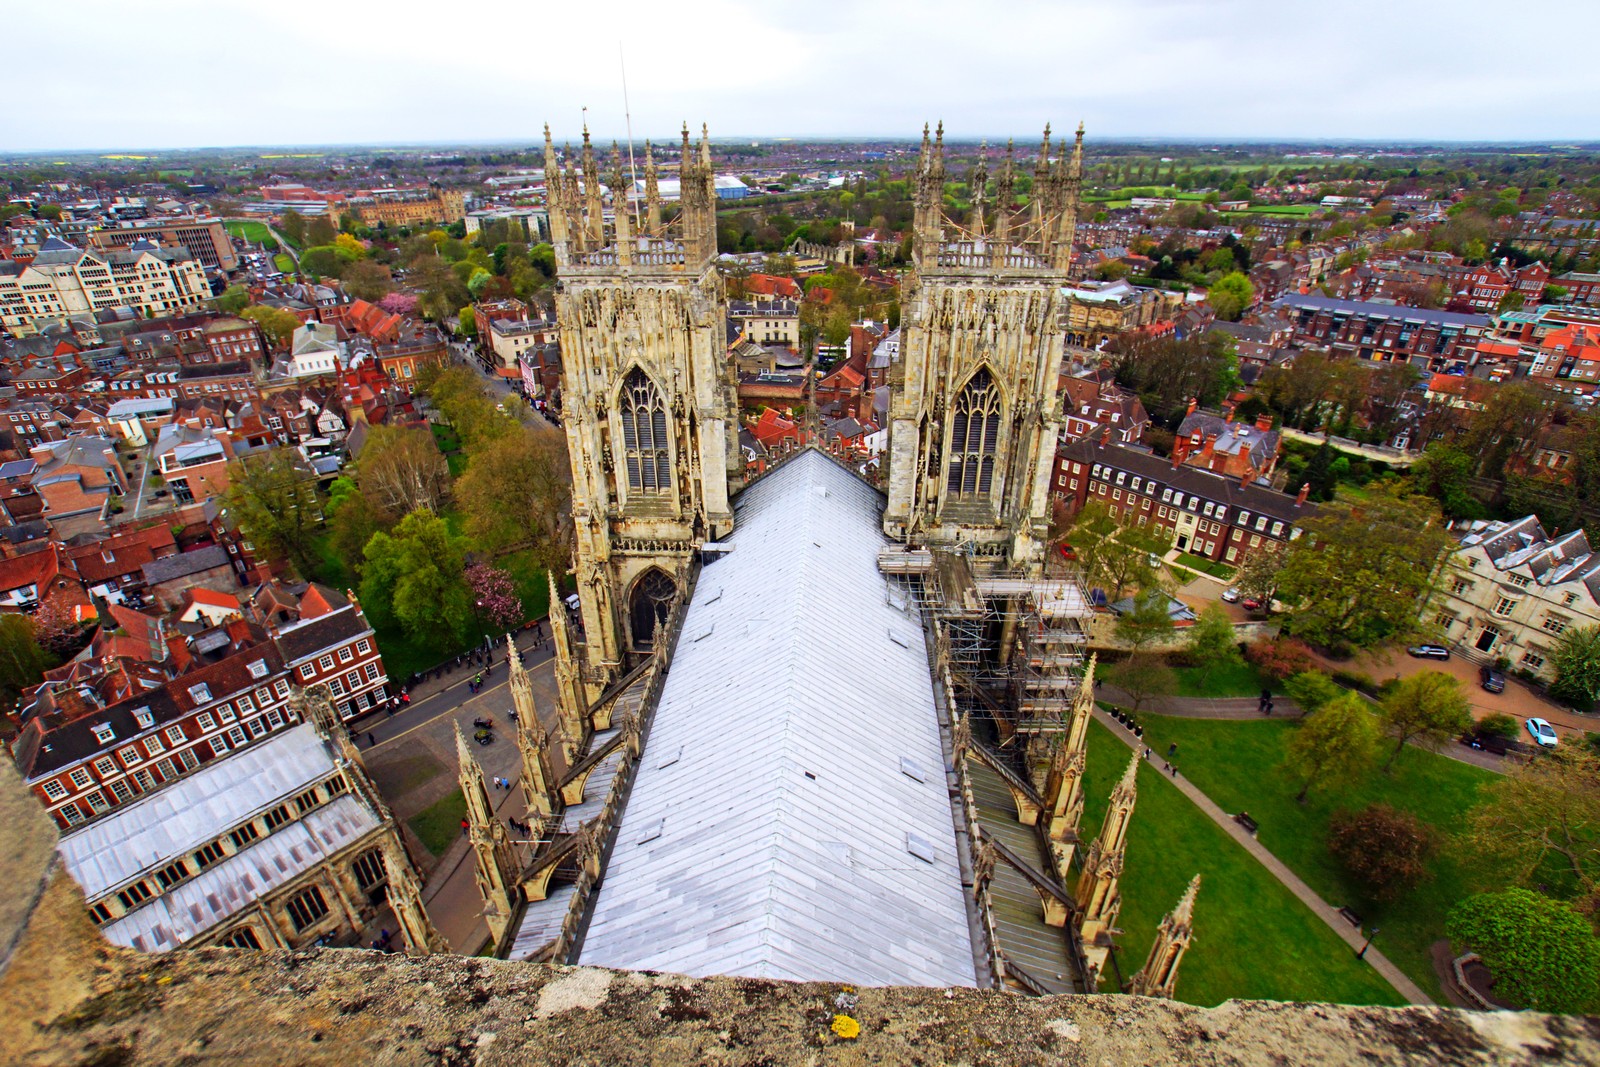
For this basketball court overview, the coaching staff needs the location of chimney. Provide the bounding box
[1202,433,1217,459]
[1099,424,1112,447]
[1172,437,1187,467]
[1256,412,1273,432]
[1241,469,1252,489]
[1186,397,1198,417]
[1296,482,1310,507]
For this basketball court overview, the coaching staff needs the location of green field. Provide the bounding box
[273,252,296,274]
[1225,204,1324,218]
[224,219,272,243]
[1128,715,1498,1001]
[1081,721,1405,1006]
[1171,660,1268,699]
[407,788,467,856]
[1175,551,1235,580]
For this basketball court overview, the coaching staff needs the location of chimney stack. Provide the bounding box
[1296,482,1310,507]
[1241,469,1252,490]
[1100,424,1112,447]
[1256,412,1273,433]
[1186,397,1198,417]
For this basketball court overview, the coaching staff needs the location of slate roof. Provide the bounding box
[272,603,372,665]
[579,450,976,987]
[141,544,229,585]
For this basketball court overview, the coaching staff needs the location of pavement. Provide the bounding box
[1091,706,1434,1007]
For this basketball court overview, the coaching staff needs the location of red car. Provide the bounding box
[1241,597,1264,611]
[1058,543,1078,560]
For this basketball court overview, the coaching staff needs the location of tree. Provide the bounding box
[334,232,366,260]
[223,449,324,578]
[1283,691,1378,802]
[1185,603,1240,684]
[1276,484,1447,653]
[360,509,472,646]
[280,209,307,246]
[1105,652,1178,715]
[304,215,337,247]
[1068,500,1173,601]
[1107,333,1239,422]
[340,259,393,302]
[454,425,573,572]
[299,246,343,278]
[1244,636,1318,683]
[466,562,523,632]
[1207,271,1254,321]
[1233,541,1287,604]
[0,614,49,710]
[1549,624,1600,710]
[214,284,250,315]
[239,305,301,350]
[1378,671,1471,771]
[1328,803,1436,901]
[1462,747,1600,904]
[1283,670,1342,715]
[324,476,379,581]
[1115,592,1175,654]
[355,424,451,519]
[1447,889,1600,1013]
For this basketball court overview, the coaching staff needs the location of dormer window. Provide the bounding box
[248,659,268,679]
[188,683,211,704]
[92,723,115,745]
[134,708,154,729]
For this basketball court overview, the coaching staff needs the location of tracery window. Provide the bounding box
[946,367,1002,496]
[619,368,671,492]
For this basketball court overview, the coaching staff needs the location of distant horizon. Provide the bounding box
[5,133,1600,161]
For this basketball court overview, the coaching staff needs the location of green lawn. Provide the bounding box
[1175,551,1235,580]
[1081,721,1405,1006]
[1128,715,1498,1002]
[224,219,272,243]
[273,252,296,274]
[407,788,467,857]
[1172,659,1267,698]
[1224,204,1323,218]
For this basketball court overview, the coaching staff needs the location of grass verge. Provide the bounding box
[1172,660,1268,698]
[406,788,467,857]
[1082,719,1405,1006]
[1127,714,1498,1002]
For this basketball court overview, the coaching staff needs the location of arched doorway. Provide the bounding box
[629,568,676,650]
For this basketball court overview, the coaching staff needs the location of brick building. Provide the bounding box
[1274,294,1490,367]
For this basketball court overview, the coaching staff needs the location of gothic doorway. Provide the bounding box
[629,568,676,650]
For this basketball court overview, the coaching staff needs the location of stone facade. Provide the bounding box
[546,125,743,686]
[884,126,1081,572]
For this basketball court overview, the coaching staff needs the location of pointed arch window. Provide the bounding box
[947,367,1001,496]
[619,368,671,492]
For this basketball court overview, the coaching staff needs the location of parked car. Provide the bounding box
[1241,597,1264,611]
[1221,588,1240,603]
[1479,666,1506,693]
[1524,717,1559,748]
[1147,553,1163,569]
[1407,645,1450,660]
[1057,543,1078,561]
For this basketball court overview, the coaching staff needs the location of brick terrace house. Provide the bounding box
[1054,439,1316,564]
[1172,407,1282,482]
[1058,371,1149,445]
[253,584,389,722]
[1274,293,1490,367]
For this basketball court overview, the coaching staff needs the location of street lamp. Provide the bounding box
[1356,926,1380,960]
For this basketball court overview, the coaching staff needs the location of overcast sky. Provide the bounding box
[7,0,1599,153]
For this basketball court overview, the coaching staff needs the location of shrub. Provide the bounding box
[1245,636,1318,682]
[1474,713,1519,741]
[1328,803,1435,902]
[1330,668,1377,694]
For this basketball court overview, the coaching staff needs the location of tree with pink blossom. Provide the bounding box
[466,562,523,632]
[379,292,419,316]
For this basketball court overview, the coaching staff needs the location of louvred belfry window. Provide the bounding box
[620,368,671,491]
[947,367,1001,496]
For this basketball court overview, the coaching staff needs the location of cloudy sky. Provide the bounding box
[8,0,1599,152]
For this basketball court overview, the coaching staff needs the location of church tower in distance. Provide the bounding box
[884,123,1083,573]
[546,123,742,690]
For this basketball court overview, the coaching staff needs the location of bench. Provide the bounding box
[1232,812,1259,835]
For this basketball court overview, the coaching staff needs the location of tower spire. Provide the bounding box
[1055,123,1085,271]
[543,125,569,252]
[454,723,520,947]
[547,572,589,760]
[1076,748,1140,986]
[1130,874,1202,998]
[643,138,661,237]
[610,140,632,262]
[508,635,558,817]
[969,142,988,239]
[992,138,1015,260]
[581,124,604,246]
[563,146,585,253]
[379,833,446,955]
[1042,653,1097,878]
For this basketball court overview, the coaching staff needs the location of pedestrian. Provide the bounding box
[1265,700,1274,716]
[1167,741,1178,758]
[1170,764,1179,778]
[367,731,376,747]
[460,817,469,837]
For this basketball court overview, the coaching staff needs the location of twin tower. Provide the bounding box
[545,122,1085,690]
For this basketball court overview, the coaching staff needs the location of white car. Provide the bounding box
[1221,588,1241,603]
[1524,717,1559,749]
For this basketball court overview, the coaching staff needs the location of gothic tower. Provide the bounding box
[884,124,1083,573]
[1130,874,1201,999]
[1076,748,1139,985]
[546,123,742,692]
[454,724,521,946]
